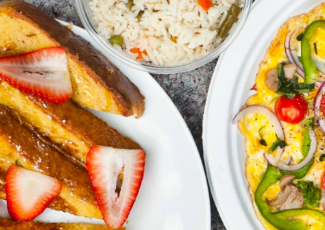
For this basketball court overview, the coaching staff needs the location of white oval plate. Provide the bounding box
[203,0,324,229]
[0,22,210,230]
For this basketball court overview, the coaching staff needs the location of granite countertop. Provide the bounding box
[25,0,225,229]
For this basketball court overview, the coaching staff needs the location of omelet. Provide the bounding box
[235,3,325,230]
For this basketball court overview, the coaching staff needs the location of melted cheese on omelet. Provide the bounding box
[237,3,325,230]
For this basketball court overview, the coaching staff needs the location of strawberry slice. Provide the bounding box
[86,146,145,229]
[5,165,62,221]
[0,47,72,104]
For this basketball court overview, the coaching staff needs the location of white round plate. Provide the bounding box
[0,22,210,230]
[203,0,324,229]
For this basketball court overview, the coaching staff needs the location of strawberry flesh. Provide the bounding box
[86,146,145,229]
[0,47,72,104]
[5,165,62,221]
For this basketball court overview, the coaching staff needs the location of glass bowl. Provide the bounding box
[75,0,252,74]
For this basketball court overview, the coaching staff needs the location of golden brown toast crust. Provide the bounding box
[0,217,125,230]
[0,0,145,117]
[0,105,102,219]
[28,97,141,150]
[5,92,141,166]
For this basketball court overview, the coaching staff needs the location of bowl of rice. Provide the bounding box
[75,0,251,74]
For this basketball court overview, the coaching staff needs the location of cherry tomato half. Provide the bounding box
[274,94,308,124]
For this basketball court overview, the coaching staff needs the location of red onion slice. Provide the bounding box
[284,30,292,49]
[285,31,304,75]
[283,156,292,165]
[296,67,305,79]
[316,81,324,88]
[285,32,295,65]
[232,106,284,140]
[277,128,316,171]
[264,148,285,167]
[233,105,285,166]
[318,77,325,84]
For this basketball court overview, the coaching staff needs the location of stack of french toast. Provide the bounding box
[0,1,146,229]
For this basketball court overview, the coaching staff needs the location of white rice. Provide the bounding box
[89,0,243,66]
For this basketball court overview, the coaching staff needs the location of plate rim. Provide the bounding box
[202,1,261,229]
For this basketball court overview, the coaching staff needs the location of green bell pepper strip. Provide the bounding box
[255,165,306,229]
[301,20,325,84]
[280,127,314,179]
[302,127,311,158]
[256,165,325,229]
[274,209,325,230]
[280,160,313,179]
[255,164,325,230]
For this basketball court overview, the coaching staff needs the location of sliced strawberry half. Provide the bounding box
[0,47,72,104]
[86,146,145,229]
[5,165,62,221]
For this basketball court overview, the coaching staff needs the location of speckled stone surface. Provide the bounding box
[23,0,226,229]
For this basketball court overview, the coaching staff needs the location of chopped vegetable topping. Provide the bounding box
[258,126,267,146]
[197,0,212,12]
[301,128,311,158]
[218,4,241,39]
[270,94,281,104]
[15,160,21,167]
[126,0,134,10]
[171,36,178,43]
[314,42,318,55]
[278,76,314,98]
[320,154,325,162]
[130,48,147,61]
[276,64,315,98]
[136,10,144,21]
[295,181,321,208]
[268,134,286,153]
[109,35,124,46]
[303,118,315,128]
[260,139,267,147]
[297,33,303,41]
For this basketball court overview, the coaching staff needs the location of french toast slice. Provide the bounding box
[0,217,124,230]
[0,81,141,167]
[0,105,102,219]
[0,0,145,117]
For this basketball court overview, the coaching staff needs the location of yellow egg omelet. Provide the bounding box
[236,3,325,230]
